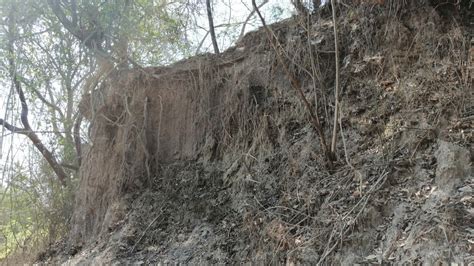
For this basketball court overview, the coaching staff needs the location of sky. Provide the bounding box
[193,0,294,53]
[191,0,327,53]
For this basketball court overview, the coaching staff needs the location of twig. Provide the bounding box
[195,31,210,54]
[252,0,334,168]
[343,170,388,221]
[143,96,151,183]
[155,95,163,165]
[318,170,389,264]
[318,240,338,265]
[238,0,269,41]
[306,13,329,126]
[131,208,163,253]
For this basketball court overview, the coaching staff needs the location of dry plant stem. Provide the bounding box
[318,227,338,265]
[155,95,163,165]
[307,19,320,118]
[131,208,163,253]
[305,11,329,129]
[338,105,363,194]
[318,170,388,264]
[252,0,333,167]
[330,0,340,157]
[143,96,151,182]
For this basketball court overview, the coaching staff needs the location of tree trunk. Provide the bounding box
[206,0,220,54]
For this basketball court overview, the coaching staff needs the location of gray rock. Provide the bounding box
[434,140,471,192]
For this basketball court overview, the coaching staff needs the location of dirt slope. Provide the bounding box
[39,0,472,264]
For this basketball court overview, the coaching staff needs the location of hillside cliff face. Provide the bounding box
[42,1,472,264]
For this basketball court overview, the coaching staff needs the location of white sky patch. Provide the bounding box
[191,0,294,53]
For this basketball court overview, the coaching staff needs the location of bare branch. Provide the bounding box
[32,37,68,81]
[4,6,68,187]
[0,119,24,133]
[206,0,220,54]
[292,0,309,16]
[195,31,210,54]
[238,0,269,41]
[47,0,82,41]
[22,79,65,121]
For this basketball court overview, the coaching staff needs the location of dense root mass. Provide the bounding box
[39,1,473,264]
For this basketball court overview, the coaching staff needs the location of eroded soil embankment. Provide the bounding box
[41,1,472,264]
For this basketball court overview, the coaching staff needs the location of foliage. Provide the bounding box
[0,159,71,260]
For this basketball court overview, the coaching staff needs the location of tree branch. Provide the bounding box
[238,0,269,41]
[5,6,68,187]
[0,118,24,133]
[195,31,210,54]
[22,79,65,121]
[292,0,309,16]
[47,0,82,41]
[206,0,219,54]
[73,113,83,167]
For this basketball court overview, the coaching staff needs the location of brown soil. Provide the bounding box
[37,0,473,264]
